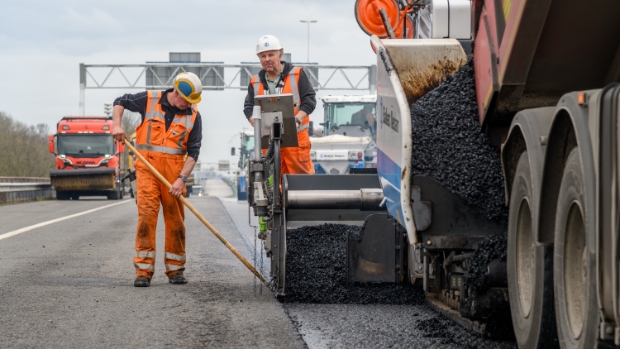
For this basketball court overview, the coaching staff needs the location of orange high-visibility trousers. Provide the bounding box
[263,129,314,175]
[281,129,314,175]
[133,151,187,280]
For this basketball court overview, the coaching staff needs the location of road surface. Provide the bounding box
[0,179,516,348]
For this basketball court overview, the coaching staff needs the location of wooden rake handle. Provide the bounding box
[124,139,266,283]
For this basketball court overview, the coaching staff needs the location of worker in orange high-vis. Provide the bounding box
[243,35,317,175]
[111,72,203,287]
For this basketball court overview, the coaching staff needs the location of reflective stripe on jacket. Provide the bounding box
[250,67,309,126]
[134,91,198,155]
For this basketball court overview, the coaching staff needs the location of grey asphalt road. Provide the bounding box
[0,196,304,349]
[220,196,517,349]
[0,179,517,349]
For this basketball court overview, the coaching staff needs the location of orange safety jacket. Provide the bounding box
[134,91,198,155]
[250,67,310,131]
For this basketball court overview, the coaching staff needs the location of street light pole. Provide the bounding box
[300,20,317,62]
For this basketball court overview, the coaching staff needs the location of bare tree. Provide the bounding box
[0,112,54,177]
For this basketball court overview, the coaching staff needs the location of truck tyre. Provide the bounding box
[56,191,69,200]
[553,148,598,349]
[507,151,559,349]
[107,190,121,200]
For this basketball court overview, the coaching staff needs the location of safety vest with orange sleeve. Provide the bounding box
[134,91,198,156]
[250,67,310,131]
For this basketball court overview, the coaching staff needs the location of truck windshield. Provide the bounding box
[324,102,376,138]
[57,134,114,157]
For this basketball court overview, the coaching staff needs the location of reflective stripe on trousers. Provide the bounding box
[135,251,156,259]
[134,263,155,271]
[165,252,186,261]
[165,264,184,271]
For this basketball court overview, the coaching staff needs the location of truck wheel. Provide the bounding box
[107,190,120,200]
[508,151,558,348]
[553,148,597,349]
[56,191,69,200]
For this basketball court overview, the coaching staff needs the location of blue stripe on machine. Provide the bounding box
[377,148,404,225]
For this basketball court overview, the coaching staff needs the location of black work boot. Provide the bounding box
[169,273,187,284]
[134,276,150,287]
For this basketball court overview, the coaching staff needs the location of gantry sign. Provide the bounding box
[79,62,377,115]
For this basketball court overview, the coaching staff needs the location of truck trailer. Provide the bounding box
[48,116,124,200]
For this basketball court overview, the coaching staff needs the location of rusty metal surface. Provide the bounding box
[383,39,466,105]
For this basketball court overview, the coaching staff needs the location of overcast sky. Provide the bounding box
[0,0,376,164]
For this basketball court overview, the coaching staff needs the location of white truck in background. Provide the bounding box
[310,95,377,174]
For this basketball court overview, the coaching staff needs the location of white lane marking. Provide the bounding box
[0,200,131,241]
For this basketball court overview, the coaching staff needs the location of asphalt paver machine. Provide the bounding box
[247,94,394,296]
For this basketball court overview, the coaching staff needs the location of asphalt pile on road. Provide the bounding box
[416,316,514,349]
[281,224,424,304]
[410,58,507,224]
[416,316,479,348]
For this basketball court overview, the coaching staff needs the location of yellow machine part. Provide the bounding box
[382,39,467,104]
[51,173,115,191]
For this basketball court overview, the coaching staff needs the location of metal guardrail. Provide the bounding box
[0,177,50,183]
[0,177,54,204]
[0,182,52,192]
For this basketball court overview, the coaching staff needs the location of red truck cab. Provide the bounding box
[48,116,125,200]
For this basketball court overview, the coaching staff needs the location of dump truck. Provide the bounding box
[48,116,124,200]
[310,95,377,174]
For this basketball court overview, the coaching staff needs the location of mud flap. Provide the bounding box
[347,213,406,283]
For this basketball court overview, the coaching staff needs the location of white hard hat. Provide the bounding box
[174,72,202,104]
[256,35,283,55]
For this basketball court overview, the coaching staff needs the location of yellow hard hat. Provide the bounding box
[174,72,202,104]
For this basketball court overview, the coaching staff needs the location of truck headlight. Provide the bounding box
[59,155,73,165]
